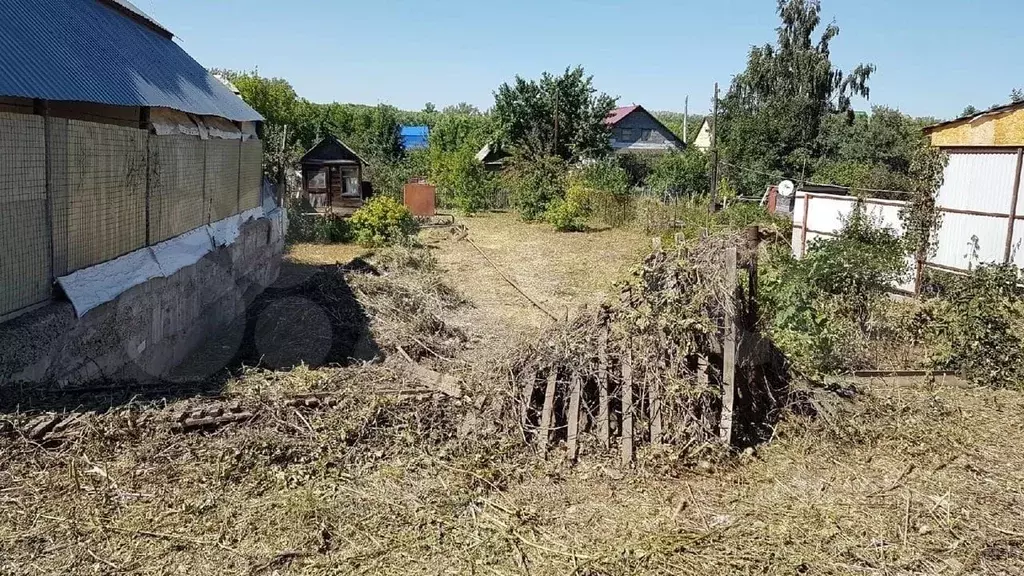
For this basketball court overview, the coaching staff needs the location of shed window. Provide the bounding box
[641,129,653,141]
[620,128,635,141]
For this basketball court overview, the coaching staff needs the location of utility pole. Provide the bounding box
[708,82,720,214]
[683,95,689,145]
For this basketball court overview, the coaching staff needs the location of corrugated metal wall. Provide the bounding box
[794,148,1024,290]
[0,112,263,320]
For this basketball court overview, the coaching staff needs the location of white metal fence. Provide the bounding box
[792,149,1024,291]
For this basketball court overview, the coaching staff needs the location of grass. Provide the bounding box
[3,215,1024,575]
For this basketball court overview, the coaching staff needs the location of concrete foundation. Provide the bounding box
[0,215,283,386]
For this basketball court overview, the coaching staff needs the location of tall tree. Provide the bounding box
[364,104,404,163]
[493,66,616,162]
[718,0,874,193]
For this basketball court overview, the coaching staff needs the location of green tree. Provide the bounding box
[423,102,437,114]
[431,147,492,214]
[649,149,708,196]
[1011,89,1024,104]
[961,105,980,117]
[493,66,616,162]
[364,104,404,163]
[719,0,875,194]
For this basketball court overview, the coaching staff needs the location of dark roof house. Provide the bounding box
[605,105,684,154]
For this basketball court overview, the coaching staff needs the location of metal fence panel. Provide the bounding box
[205,138,240,221]
[66,120,147,272]
[149,135,205,243]
[239,140,262,211]
[0,112,50,318]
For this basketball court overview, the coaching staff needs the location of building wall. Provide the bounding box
[929,107,1024,147]
[0,213,284,385]
[0,107,263,320]
[610,110,683,153]
[693,121,712,151]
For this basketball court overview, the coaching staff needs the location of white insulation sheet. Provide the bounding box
[57,208,266,317]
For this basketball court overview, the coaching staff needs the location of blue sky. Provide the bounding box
[134,0,1024,120]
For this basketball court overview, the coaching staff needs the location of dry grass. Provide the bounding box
[4,219,1024,575]
[285,243,372,267]
[425,212,651,356]
[3,372,1024,575]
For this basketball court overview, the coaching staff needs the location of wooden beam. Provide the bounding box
[621,344,634,466]
[720,245,738,446]
[567,371,582,462]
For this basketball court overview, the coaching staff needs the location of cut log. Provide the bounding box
[520,365,537,436]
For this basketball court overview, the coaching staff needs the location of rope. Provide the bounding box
[464,236,560,322]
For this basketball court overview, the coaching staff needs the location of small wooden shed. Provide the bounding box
[300,135,368,212]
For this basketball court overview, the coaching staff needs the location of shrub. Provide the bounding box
[760,204,910,374]
[349,196,418,247]
[649,149,707,196]
[503,156,567,221]
[543,182,591,232]
[430,147,492,215]
[923,264,1024,388]
[311,213,351,244]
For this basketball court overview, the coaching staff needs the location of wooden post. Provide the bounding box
[649,374,662,445]
[520,365,537,435]
[720,246,738,446]
[567,371,582,462]
[539,368,557,453]
[800,193,810,257]
[621,344,634,466]
[746,225,760,328]
[1004,147,1023,264]
[597,318,610,448]
[708,82,720,214]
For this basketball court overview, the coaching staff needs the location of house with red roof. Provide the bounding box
[606,105,684,154]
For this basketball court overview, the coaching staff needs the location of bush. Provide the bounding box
[503,156,567,221]
[543,181,591,232]
[311,213,351,244]
[923,264,1024,388]
[760,204,910,374]
[430,147,492,215]
[349,196,418,247]
[649,149,707,196]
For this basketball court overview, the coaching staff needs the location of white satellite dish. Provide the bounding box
[778,180,795,198]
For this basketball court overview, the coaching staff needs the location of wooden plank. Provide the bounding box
[650,373,663,445]
[621,344,634,466]
[539,367,557,453]
[567,371,582,462]
[720,245,738,446]
[597,321,610,448]
[520,365,537,433]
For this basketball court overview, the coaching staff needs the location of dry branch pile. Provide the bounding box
[488,232,788,461]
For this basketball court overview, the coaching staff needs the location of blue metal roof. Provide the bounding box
[401,125,429,150]
[0,0,262,122]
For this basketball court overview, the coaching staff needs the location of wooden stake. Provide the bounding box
[621,344,634,466]
[650,374,663,445]
[597,321,610,448]
[539,367,557,452]
[520,365,537,435]
[720,245,738,446]
[567,371,582,462]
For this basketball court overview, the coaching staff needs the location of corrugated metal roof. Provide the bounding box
[605,105,638,126]
[0,0,262,122]
[103,0,172,38]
